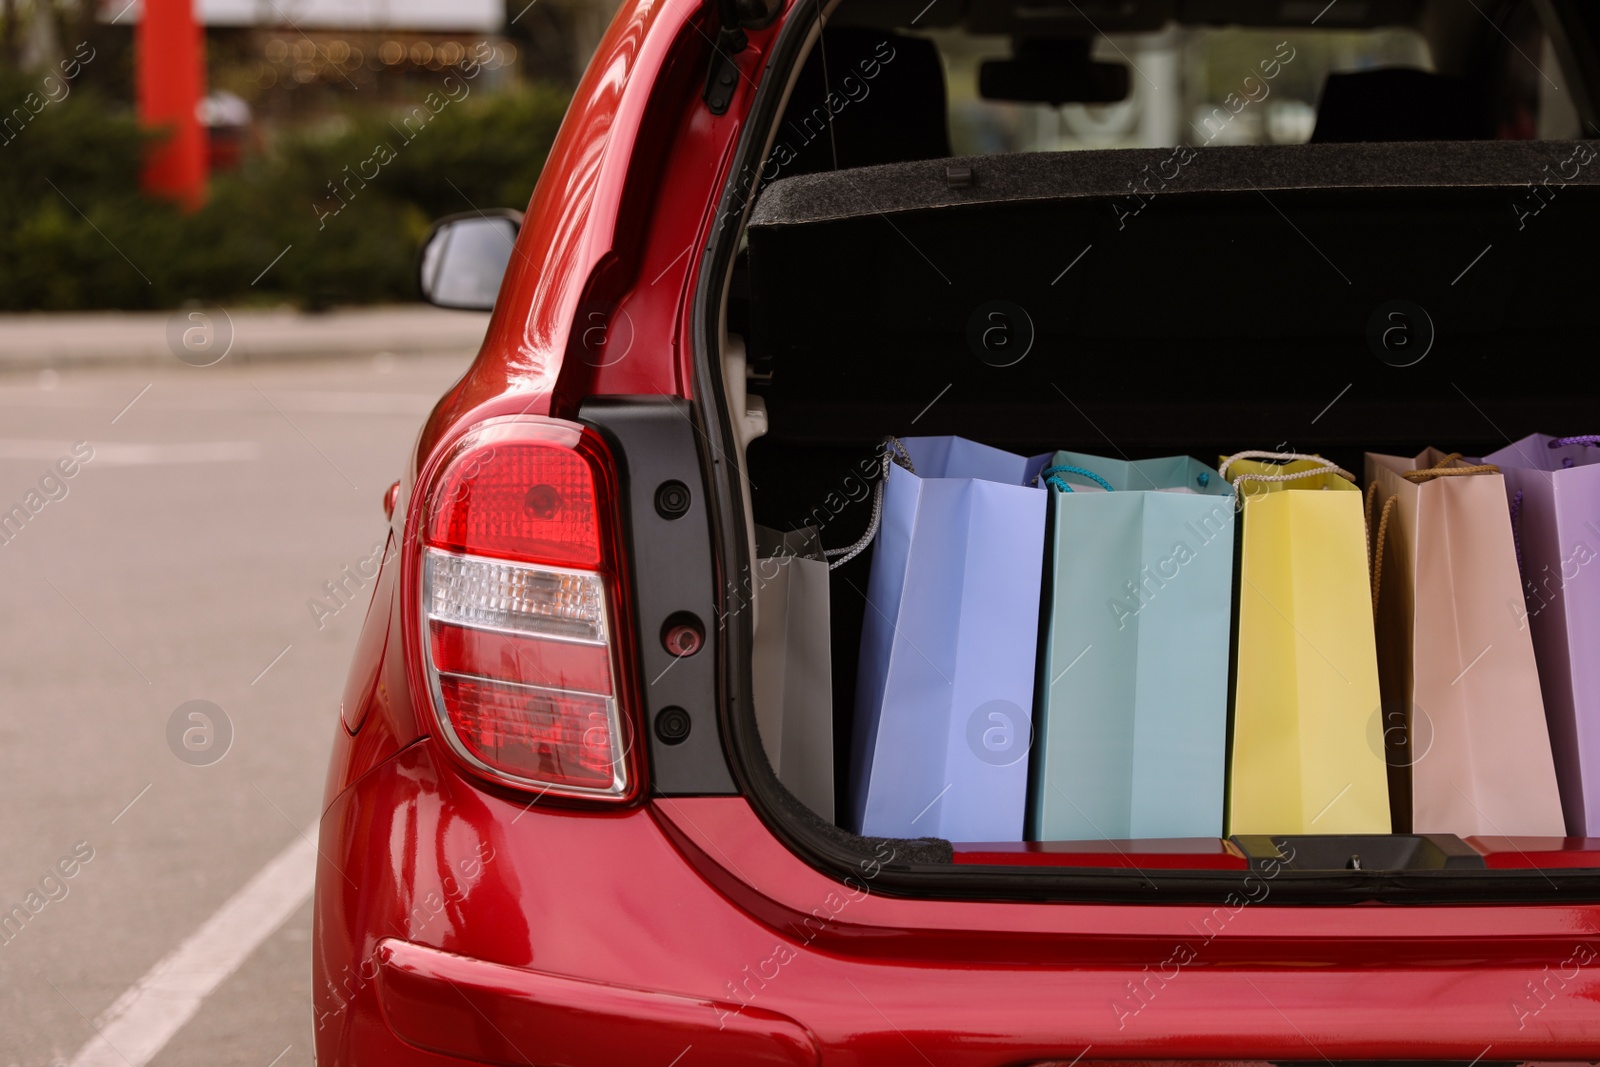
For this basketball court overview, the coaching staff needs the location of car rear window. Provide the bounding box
[770,0,1589,184]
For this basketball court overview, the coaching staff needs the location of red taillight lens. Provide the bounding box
[415,420,636,801]
[426,443,602,568]
[436,675,617,790]
[429,621,613,695]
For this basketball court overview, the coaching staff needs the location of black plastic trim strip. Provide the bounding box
[581,397,737,795]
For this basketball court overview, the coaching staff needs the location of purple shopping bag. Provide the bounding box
[1482,434,1600,835]
[848,437,1051,841]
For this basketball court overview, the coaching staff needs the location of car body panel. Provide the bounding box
[316,744,1600,1063]
[654,798,1600,964]
[376,938,819,1066]
[331,0,768,796]
[408,0,770,469]
[315,0,1600,1060]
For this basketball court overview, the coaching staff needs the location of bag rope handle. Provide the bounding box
[1365,456,1498,616]
[1364,482,1400,617]
[1551,436,1598,468]
[1039,464,1115,493]
[1399,452,1499,482]
[824,437,915,571]
[1510,488,1526,583]
[1220,450,1355,493]
[1218,450,1346,481]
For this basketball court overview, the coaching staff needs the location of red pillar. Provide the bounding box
[137,0,208,210]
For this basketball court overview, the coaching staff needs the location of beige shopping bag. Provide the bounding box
[1366,450,1565,836]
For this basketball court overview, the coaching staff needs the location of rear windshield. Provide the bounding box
[767,0,1591,184]
[937,21,1577,155]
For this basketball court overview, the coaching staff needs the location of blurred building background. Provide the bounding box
[0,0,613,311]
[0,0,1501,313]
[112,0,615,128]
[4,0,611,106]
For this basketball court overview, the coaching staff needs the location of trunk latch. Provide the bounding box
[1233,834,1487,872]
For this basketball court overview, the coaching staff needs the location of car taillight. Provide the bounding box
[413,418,638,801]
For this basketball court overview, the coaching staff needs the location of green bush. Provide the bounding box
[0,70,569,310]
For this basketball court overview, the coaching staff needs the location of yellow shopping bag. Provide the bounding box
[1221,453,1391,835]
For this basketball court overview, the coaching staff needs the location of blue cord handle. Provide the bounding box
[1041,464,1114,493]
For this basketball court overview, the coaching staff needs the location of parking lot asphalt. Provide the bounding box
[0,349,474,1067]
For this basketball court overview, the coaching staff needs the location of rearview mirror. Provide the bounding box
[417,210,523,311]
[980,39,1129,106]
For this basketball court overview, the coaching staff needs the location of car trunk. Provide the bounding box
[713,139,1600,901]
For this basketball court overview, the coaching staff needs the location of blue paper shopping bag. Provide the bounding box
[847,437,1050,841]
[1030,453,1235,841]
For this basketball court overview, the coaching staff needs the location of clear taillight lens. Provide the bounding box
[415,421,636,801]
[426,552,606,643]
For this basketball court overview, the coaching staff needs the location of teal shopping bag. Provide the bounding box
[1031,452,1235,841]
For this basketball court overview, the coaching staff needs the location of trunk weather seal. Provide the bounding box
[687,0,1600,906]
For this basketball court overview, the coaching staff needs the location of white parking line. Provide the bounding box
[68,832,318,1067]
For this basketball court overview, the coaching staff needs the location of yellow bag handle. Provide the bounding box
[1220,450,1356,494]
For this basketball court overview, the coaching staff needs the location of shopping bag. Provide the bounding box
[1367,449,1565,836]
[751,526,834,821]
[1031,453,1235,841]
[848,436,1049,841]
[1480,434,1600,834]
[1222,452,1390,835]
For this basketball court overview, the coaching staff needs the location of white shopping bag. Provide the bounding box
[752,526,834,820]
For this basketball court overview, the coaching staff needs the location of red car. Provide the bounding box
[316,0,1600,1062]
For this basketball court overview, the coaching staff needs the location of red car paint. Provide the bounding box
[314,0,1600,1060]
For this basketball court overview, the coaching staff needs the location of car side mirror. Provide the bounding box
[417,210,523,311]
